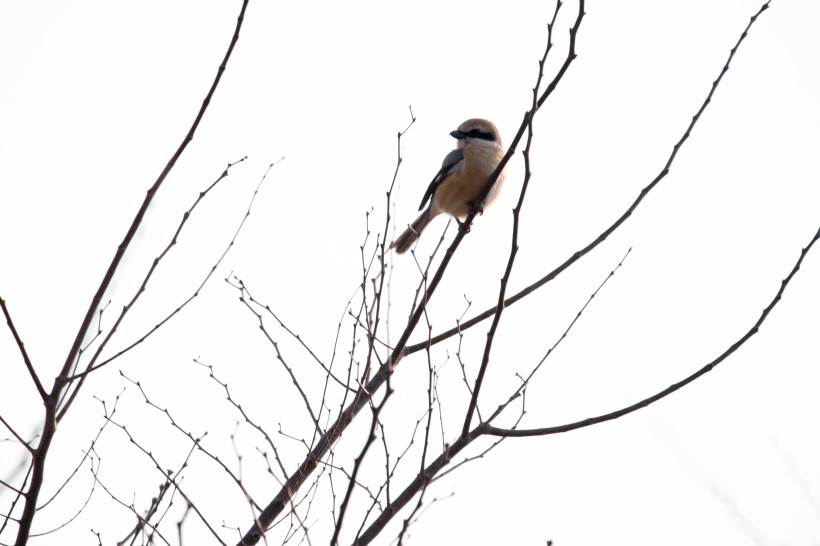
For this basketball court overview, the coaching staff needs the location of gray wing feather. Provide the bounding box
[418,149,464,211]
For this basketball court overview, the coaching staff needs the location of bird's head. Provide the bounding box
[450,118,502,148]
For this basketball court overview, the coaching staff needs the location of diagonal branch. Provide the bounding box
[461,0,566,438]
[0,297,46,401]
[236,4,587,544]
[13,3,250,544]
[486,248,632,424]
[357,224,817,544]
[0,414,34,455]
[354,426,483,546]
[355,3,775,540]
[56,0,250,393]
[57,157,249,421]
[485,224,820,438]
[455,0,586,241]
[407,0,771,355]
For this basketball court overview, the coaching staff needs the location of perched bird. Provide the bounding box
[391,118,505,254]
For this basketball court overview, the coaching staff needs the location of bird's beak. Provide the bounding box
[450,129,466,139]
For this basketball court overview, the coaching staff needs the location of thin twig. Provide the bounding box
[236,4,586,544]
[460,0,562,438]
[12,3,251,543]
[407,0,770,355]
[487,248,632,424]
[0,297,46,401]
[485,224,820,437]
[60,157,247,406]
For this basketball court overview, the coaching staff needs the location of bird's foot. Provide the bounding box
[468,199,485,216]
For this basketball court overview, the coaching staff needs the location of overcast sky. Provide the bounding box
[2,1,819,545]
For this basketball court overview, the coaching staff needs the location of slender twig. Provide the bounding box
[56,0,250,393]
[109,417,227,545]
[228,277,353,392]
[60,157,246,408]
[330,109,420,539]
[0,415,34,454]
[407,0,770,355]
[0,463,32,537]
[385,107,418,351]
[487,248,632,423]
[329,388,391,546]
[354,427,482,546]
[356,223,816,545]
[460,0,562,437]
[393,331,440,545]
[0,297,46,401]
[485,225,820,438]
[408,220,451,323]
[357,3,780,541]
[0,475,25,496]
[455,0,586,235]
[29,456,98,538]
[236,5,585,544]
[12,3,250,543]
[117,478,174,546]
[38,391,123,511]
[194,357,290,480]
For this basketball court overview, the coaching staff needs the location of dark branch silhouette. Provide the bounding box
[5,2,250,543]
[484,225,820,438]
[406,0,771,355]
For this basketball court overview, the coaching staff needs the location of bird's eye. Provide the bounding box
[469,129,482,137]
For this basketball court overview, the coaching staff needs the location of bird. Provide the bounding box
[391,118,505,254]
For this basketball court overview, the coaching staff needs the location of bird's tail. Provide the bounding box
[391,208,433,254]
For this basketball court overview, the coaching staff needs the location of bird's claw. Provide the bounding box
[468,199,485,216]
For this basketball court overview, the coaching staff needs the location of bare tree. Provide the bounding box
[2,1,817,545]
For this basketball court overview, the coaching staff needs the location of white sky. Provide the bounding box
[1,1,819,545]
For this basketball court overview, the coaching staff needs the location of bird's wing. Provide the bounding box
[418,149,464,211]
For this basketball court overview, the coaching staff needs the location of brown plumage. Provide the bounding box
[392,118,505,254]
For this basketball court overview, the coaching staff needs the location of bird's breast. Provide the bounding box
[433,146,504,218]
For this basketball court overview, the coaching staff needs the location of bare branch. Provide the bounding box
[59,156,248,415]
[13,3,251,543]
[37,391,122,511]
[29,456,98,538]
[117,478,174,546]
[194,357,290,481]
[119,370,265,515]
[107,416,227,545]
[229,277,351,391]
[408,0,770,354]
[0,297,46,401]
[487,248,632,423]
[385,108,418,347]
[485,225,820,438]
[354,215,814,546]
[354,427,483,546]
[460,0,562,437]
[236,5,587,544]
[0,414,34,455]
[357,6,780,540]
[57,0,250,392]
[330,390,389,546]
[0,463,32,536]
[456,0,586,236]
